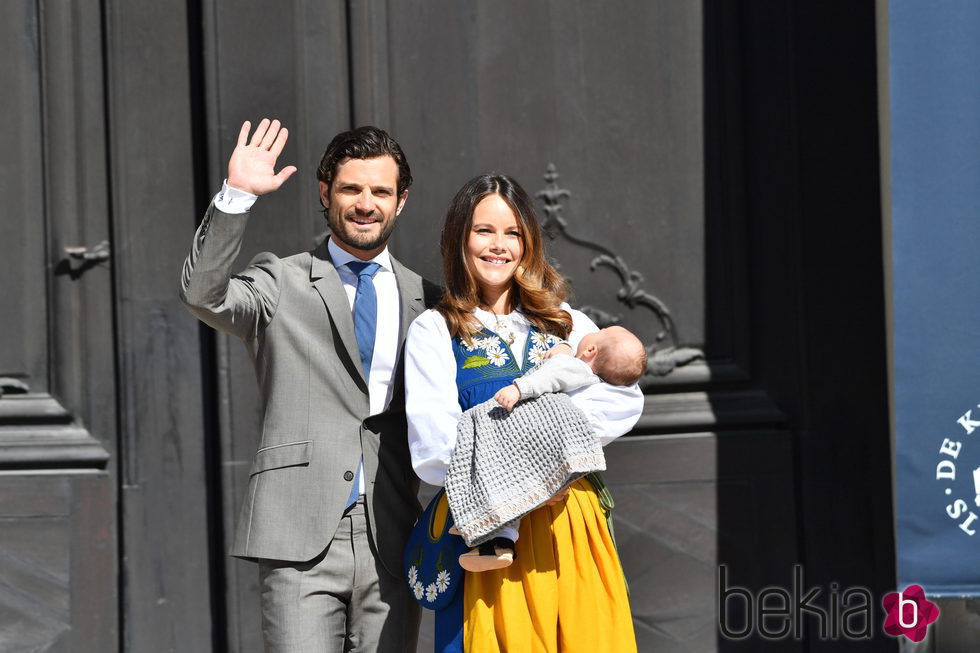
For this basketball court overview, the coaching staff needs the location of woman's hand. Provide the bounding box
[544,484,571,505]
[543,342,573,359]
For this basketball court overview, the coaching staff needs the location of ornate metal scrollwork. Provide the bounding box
[535,163,704,379]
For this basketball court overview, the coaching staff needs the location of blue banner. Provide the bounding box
[891,1,980,595]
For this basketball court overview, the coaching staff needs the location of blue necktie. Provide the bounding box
[345,261,380,509]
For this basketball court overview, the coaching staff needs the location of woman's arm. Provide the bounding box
[563,304,598,351]
[573,383,644,445]
[404,310,463,486]
[563,306,645,444]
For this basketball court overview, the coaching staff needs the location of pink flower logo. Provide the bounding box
[882,585,939,642]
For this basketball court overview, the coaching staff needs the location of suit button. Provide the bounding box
[344,471,354,481]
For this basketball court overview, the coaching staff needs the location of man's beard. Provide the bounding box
[327,207,397,253]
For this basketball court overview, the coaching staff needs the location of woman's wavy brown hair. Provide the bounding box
[436,174,572,343]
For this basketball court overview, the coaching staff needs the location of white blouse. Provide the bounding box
[404,305,645,486]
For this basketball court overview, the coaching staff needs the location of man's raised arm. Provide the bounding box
[179,119,296,340]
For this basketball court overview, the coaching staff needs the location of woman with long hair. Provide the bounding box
[404,174,642,652]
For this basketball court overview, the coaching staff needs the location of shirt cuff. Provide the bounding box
[514,378,533,399]
[213,180,258,214]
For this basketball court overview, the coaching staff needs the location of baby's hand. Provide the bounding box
[494,384,522,411]
[544,343,573,359]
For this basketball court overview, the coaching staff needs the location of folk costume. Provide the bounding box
[405,306,641,653]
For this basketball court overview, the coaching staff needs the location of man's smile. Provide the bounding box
[347,212,381,226]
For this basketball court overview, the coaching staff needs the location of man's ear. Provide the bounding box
[318,181,331,209]
[396,190,409,216]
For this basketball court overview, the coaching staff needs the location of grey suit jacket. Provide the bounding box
[180,204,439,575]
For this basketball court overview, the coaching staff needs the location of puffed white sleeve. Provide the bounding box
[404,309,462,486]
[562,305,645,445]
[562,303,599,350]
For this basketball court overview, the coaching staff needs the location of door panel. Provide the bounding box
[103,0,214,648]
[1,1,117,650]
[1,0,47,394]
[386,1,706,355]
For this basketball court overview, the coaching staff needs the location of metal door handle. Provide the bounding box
[64,240,110,262]
[0,377,30,398]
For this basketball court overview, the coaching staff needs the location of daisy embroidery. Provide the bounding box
[413,581,424,600]
[530,331,548,347]
[436,569,451,593]
[426,583,439,603]
[480,335,502,351]
[407,566,418,587]
[546,334,563,347]
[527,347,546,366]
[485,346,509,367]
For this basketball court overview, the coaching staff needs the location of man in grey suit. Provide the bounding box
[181,119,437,651]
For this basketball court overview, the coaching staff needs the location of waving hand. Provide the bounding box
[226,119,297,195]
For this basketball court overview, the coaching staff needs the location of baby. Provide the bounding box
[456,325,647,572]
[494,325,648,411]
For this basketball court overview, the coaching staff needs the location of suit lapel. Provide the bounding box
[310,240,367,386]
[391,256,425,347]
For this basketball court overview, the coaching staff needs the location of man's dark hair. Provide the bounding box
[316,126,412,196]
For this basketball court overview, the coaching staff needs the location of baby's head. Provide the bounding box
[575,326,648,386]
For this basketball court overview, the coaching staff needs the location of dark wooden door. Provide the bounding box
[194,2,894,651]
[0,1,117,649]
[1,1,896,651]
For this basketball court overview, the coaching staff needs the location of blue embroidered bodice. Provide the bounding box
[452,326,565,411]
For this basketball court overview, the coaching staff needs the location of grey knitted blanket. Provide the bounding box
[445,393,606,547]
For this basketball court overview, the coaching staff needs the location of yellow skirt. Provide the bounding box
[463,478,637,653]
